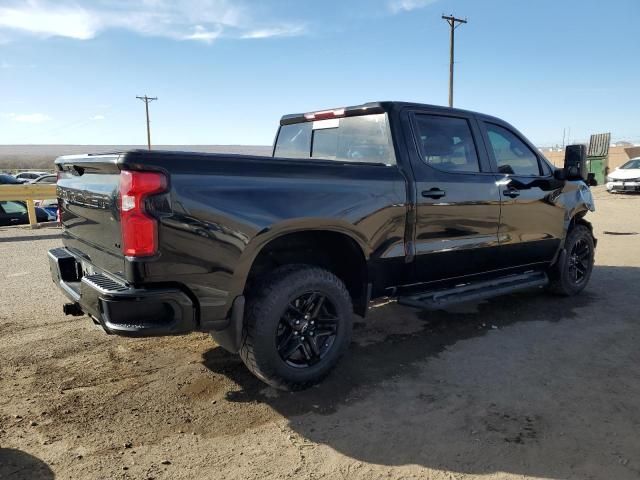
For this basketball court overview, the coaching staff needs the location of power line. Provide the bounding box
[442,14,467,108]
[136,95,158,150]
[40,105,128,140]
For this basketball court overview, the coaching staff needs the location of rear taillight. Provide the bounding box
[119,170,167,257]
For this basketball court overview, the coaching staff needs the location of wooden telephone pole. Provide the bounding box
[136,95,158,150]
[442,15,467,108]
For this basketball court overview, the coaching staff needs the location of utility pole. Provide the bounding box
[136,95,158,150]
[442,14,467,108]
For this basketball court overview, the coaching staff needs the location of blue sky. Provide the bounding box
[1,0,638,146]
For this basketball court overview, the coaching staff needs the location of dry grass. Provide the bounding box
[0,144,272,173]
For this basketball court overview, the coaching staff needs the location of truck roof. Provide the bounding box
[280,101,502,126]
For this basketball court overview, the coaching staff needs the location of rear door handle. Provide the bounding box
[422,188,446,199]
[503,189,520,198]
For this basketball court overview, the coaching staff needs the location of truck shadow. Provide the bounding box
[0,449,54,480]
[203,288,597,414]
[202,265,640,478]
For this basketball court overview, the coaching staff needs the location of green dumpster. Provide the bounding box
[587,133,611,185]
[587,156,608,185]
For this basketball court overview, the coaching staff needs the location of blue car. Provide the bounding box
[0,201,56,226]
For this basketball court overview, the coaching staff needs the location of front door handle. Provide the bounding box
[422,188,446,199]
[503,189,520,198]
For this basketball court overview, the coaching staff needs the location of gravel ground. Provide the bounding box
[1,186,639,480]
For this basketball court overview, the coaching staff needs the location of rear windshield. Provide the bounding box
[274,113,396,165]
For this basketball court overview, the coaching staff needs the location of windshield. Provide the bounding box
[620,159,640,169]
[274,113,396,165]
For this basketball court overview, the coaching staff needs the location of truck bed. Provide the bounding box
[55,150,409,330]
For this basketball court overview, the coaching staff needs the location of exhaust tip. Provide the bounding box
[63,302,84,316]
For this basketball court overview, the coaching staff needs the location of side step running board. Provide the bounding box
[398,271,549,311]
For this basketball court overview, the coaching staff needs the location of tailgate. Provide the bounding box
[56,154,125,277]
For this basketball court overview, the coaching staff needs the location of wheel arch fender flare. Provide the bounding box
[227,221,371,309]
[553,214,597,267]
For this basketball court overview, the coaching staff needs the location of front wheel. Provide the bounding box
[239,265,353,391]
[548,224,595,296]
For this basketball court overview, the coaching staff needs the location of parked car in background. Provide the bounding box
[30,174,57,184]
[606,158,640,193]
[34,198,59,216]
[29,174,59,216]
[15,171,48,181]
[0,200,56,226]
[1,173,58,217]
[0,174,24,185]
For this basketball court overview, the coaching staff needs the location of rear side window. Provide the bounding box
[1,201,26,214]
[485,123,541,176]
[413,114,480,173]
[17,173,37,179]
[274,114,396,165]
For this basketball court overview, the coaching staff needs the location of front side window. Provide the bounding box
[274,113,396,165]
[485,123,541,176]
[413,115,480,173]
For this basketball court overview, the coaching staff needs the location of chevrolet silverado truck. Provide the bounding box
[49,101,596,390]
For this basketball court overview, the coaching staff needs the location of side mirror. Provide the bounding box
[564,144,588,181]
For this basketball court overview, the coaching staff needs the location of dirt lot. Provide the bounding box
[1,186,639,480]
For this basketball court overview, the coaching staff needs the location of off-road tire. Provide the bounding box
[548,224,595,296]
[239,265,353,391]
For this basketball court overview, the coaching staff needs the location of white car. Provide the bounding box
[15,171,48,181]
[606,158,640,193]
[30,174,57,184]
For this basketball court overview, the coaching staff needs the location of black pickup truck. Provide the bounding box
[49,101,596,390]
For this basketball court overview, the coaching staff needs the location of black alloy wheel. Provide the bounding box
[276,292,339,368]
[547,224,595,296]
[567,238,591,286]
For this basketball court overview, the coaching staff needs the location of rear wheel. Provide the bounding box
[548,224,595,296]
[240,265,353,391]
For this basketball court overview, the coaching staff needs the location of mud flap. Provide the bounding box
[210,296,245,353]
